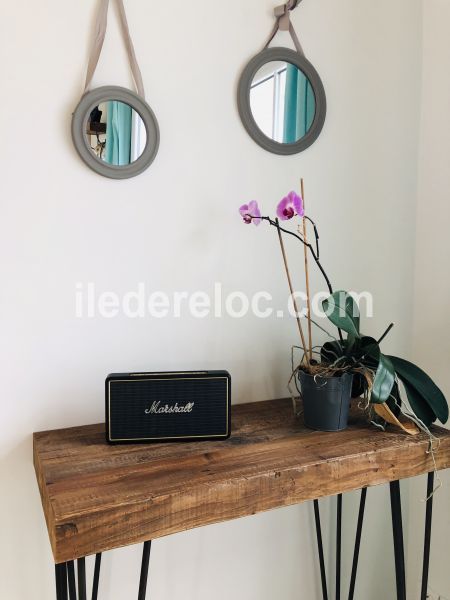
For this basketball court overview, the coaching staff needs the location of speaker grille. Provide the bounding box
[107,375,230,442]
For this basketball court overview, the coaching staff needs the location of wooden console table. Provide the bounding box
[34,398,450,600]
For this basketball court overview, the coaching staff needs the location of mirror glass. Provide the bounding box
[86,100,147,166]
[249,61,316,144]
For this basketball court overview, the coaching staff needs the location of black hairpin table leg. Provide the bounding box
[420,471,435,600]
[313,499,329,600]
[336,494,342,600]
[67,561,77,600]
[91,553,102,600]
[55,563,68,600]
[77,557,87,600]
[390,480,406,600]
[56,554,102,600]
[138,541,152,600]
[348,487,367,600]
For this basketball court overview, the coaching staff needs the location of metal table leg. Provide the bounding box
[420,472,435,600]
[313,499,329,600]
[67,561,77,600]
[336,494,342,600]
[55,563,68,600]
[390,480,406,600]
[348,488,367,600]
[138,541,152,600]
[77,557,87,600]
[91,553,102,600]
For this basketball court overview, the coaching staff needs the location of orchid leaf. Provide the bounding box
[388,356,449,424]
[386,382,401,418]
[401,379,436,428]
[359,336,380,364]
[320,340,345,364]
[322,291,360,338]
[352,337,381,398]
[345,334,357,356]
[371,354,395,404]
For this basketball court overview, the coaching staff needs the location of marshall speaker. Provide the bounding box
[106,371,231,443]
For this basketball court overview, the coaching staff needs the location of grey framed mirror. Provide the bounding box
[72,86,160,179]
[237,47,326,155]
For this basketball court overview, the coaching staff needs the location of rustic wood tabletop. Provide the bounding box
[34,398,450,563]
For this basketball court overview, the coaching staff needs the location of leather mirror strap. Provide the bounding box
[264,0,305,56]
[84,0,145,98]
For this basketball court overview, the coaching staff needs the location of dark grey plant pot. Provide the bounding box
[298,371,354,432]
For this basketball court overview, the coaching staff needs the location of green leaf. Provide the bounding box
[322,291,361,338]
[388,356,449,424]
[401,380,436,428]
[359,336,380,363]
[371,354,396,404]
[320,340,345,363]
[345,334,357,356]
[386,382,401,418]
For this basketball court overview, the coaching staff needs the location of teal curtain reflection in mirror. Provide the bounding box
[283,64,315,143]
[87,101,147,166]
[105,100,132,166]
[249,61,316,145]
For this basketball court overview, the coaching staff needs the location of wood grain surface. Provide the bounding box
[33,398,450,563]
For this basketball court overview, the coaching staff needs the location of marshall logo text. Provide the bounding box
[145,401,195,415]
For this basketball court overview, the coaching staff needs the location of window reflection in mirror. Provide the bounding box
[249,61,316,144]
[86,101,147,166]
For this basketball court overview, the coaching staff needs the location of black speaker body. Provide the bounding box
[106,371,231,444]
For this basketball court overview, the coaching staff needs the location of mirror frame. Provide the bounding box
[72,85,160,179]
[237,47,326,155]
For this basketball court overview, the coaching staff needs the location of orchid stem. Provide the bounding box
[263,217,334,295]
[275,218,310,367]
[251,214,343,343]
[246,210,343,344]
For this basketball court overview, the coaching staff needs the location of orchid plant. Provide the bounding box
[239,186,448,434]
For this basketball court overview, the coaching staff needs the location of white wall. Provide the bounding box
[0,1,424,598]
[407,1,450,598]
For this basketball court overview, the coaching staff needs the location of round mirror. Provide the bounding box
[72,86,159,179]
[238,48,326,155]
[86,101,147,166]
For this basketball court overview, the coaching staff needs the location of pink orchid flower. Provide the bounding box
[276,191,304,221]
[239,200,262,226]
